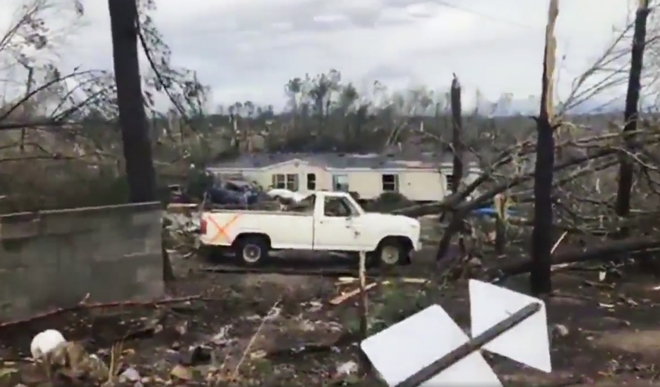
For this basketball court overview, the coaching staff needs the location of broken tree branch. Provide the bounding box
[489,237,660,277]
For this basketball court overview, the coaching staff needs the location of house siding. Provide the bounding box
[345,172,381,199]
[399,171,445,201]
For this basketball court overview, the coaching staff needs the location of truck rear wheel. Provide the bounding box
[234,236,269,266]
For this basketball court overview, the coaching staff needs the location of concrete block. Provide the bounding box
[132,253,163,283]
[89,260,139,302]
[0,243,27,271]
[132,211,160,227]
[23,265,59,305]
[144,236,161,254]
[41,211,98,236]
[19,235,61,267]
[0,214,41,240]
[133,280,164,301]
[0,271,17,308]
[0,295,30,321]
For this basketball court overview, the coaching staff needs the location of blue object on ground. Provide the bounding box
[472,207,518,217]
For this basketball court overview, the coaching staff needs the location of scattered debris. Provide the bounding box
[330,283,379,305]
[170,364,194,381]
[118,366,140,383]
[553,324,570,338]
[336,360,358,376]
[336,277,428,285]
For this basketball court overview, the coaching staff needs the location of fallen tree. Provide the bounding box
[488,237,660,277]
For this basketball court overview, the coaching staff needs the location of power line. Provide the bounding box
[435,0,539,31]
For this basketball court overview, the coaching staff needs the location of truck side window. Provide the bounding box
[323,197,357,217]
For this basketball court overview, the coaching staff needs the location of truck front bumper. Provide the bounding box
[413,239,423,252]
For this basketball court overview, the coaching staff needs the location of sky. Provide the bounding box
[0,0,642,112]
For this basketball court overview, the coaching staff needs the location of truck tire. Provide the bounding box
[234,236,269,266]
[368,238,409,267]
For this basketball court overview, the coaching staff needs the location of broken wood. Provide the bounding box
[551,231,568,254]
[330,283,378,305]
[166,203,199,209]
[548,231,570,271]
[336,277,428,285]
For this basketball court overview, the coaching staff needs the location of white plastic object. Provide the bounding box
[30,329,66,360]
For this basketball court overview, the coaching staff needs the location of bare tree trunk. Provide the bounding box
[530,0,559,296]
[450,74,463,190]
[435,75,464,262]
[109,0,174,279]
[615,0,650,239]
[108,0,156,203]
[19,66,34,154]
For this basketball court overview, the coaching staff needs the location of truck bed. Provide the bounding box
[206,201,313,214]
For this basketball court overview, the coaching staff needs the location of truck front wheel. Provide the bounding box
[368,237,411,267]
[234,236,269,266]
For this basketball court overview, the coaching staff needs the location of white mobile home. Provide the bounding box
[206,153,481,201]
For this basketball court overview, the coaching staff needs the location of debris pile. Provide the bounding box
[162,207,201,257]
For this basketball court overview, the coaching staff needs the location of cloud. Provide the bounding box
[0,0,637,111]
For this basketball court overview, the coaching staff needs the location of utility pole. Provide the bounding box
[108,0,156,203]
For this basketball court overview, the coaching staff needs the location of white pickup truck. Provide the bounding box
[198,191,422,266]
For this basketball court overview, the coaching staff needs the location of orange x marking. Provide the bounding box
[206,214,241,243]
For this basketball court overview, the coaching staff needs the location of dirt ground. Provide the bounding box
[3,249,660,386]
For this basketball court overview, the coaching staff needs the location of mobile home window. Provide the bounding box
[332,174,349,192]
[307,173,316,190]
[272,174,298,190]
[382,174,399,192]
[272,174,286,189]
[286,174,299,191]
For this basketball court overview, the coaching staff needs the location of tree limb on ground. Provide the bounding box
[488,237,660,277]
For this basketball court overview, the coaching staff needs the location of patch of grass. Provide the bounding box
[343,281,443,336]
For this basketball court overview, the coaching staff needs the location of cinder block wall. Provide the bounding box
[0,202,164,321]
